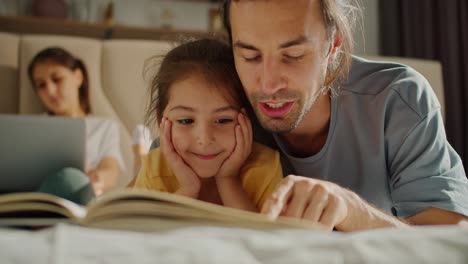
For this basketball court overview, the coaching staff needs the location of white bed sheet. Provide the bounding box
[0,223,467,264]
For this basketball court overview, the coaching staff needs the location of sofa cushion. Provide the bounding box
[0,32,20,113]
[101,39,172,136]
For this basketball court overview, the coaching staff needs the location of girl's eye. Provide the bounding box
[176,118,194,125]
[52,77,62,83]
[216,118,233,124]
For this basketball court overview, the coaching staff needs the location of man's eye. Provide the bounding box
[244,55,261,62]
[176,119,194,125]
[284,54,304,61]
[216,118,233,124]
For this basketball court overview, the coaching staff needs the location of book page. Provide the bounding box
[0,192,87,224]
[84,189,326,230]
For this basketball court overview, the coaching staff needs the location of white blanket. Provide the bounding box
[0,224,467,264]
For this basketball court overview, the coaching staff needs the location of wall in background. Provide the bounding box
[0,0,219,31]
[83,0,218,31]
[0,0,379,54]
[354,0,380,55]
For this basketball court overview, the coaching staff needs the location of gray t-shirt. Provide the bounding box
[265,56,468,218]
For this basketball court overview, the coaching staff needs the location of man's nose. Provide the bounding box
[259,57,286,95]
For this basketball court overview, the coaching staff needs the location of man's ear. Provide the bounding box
[328,33,342,64]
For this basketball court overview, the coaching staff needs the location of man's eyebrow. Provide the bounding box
[233,41,258,51]
[279,36,309,49]
[234,36,309,51]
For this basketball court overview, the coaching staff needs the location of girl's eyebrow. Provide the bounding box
[169,105,238,113]
[169,106,194,112]
[214,106,238,113]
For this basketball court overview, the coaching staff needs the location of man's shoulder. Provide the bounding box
[342,56,426,94]
[339,56,440,118]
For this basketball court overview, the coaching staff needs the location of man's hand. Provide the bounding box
[216,110,252,180]
[160,117,201,198]
[261,175,348,230]
[261,175,409,231]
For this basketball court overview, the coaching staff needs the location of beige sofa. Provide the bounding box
[0,31,445,188]
[0,31,172,186]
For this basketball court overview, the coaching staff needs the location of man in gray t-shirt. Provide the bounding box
[224,0,468,231]
[274,56,468,218]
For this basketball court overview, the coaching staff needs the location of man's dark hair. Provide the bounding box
[222,0,362,87]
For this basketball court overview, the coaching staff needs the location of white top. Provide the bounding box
[85,116,125,173]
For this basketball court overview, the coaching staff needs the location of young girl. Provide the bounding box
[28,47,125,201]
[133,38,283,212]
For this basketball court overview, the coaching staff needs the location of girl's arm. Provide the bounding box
[215,111,257,211]
[216,177,257,212]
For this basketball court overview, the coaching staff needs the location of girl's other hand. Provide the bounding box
[216,109,253,180]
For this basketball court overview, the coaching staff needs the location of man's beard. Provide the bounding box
[249,89,317,133]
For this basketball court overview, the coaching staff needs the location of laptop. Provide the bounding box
[0,114,85,193]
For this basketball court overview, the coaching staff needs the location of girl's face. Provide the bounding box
[32,61,84,116]
[163,73,241,178]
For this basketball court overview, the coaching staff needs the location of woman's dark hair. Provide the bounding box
[145,38,249,126]
[28,47,92,114]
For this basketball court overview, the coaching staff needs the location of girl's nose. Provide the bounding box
[195,124,215,146]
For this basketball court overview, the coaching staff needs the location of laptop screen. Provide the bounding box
[0,115,85,193]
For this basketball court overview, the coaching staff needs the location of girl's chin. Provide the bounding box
[196,173,216,179]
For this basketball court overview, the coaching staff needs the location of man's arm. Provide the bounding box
[337,192,467,230]
[261,175,408,231]
[405,207,468,225]
[261,175,468,231]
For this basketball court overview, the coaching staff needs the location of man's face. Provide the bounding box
[230,0,333,133]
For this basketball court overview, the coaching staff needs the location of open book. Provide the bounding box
[0,189,325,231]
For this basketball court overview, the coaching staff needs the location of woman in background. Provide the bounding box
[28,47,125,202]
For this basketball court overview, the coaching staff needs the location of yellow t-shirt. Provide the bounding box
[133,142,283,209]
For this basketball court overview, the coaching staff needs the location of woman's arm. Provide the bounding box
[87,156,120,195]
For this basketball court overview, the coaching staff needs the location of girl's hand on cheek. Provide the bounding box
[160,117,201,198]
[216,110,253,181]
